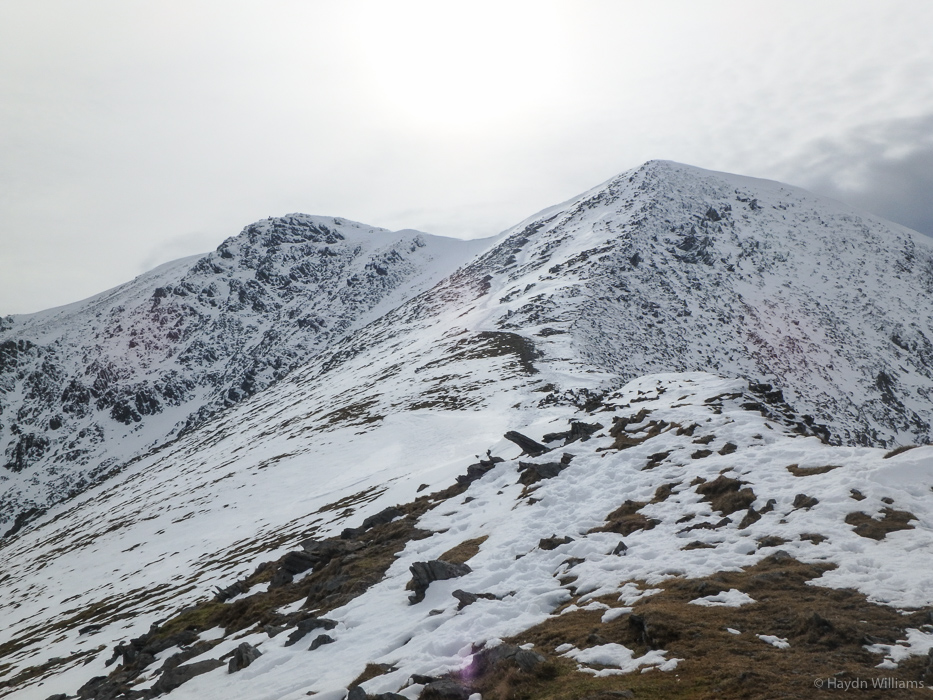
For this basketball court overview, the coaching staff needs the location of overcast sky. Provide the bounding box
[2,1,933,315]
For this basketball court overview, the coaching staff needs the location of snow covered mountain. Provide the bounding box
[0,216,492,531]
[479,160,933,448]
[2,161,933,700]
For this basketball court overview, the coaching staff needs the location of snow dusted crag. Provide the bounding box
[2,161,933,699]
[478,161,933,447]
[0,216,491,529]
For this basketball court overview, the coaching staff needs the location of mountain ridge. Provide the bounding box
[2,160,933,699]
[0,215,494,528]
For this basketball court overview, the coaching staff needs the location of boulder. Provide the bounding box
[361,506,404,530]
[228,642,262,673]
[346,686,368,700]
[419,679,471,700]
[456,452,504,485]
[538,535,574,551]
[517,457,571,485]
[408,560,472,604]
[284,617,338,646]
[451,589,497,610]
[470,643,545,674]
[542,421,604,444]
[299,538,346,564]
[309,634,335,650]
[152,659,224,695]
[503,431,548,457]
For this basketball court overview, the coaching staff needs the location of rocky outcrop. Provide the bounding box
[408,560,472,604]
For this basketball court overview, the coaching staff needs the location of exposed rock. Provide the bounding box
[342,506,404,538]
[283,617,338,646]
[538,535,574,550]
[793,494,819,510]
[213,581,246,602]
[408,560,472,604]
[419,679,471,700]
[468,643,546,674]
[270,550,317,588]
[299,537,346,564]
[517,453,573,485]
[361,506,403,530]
[228,642,262,673]
[503,431,548,457]
[309,634,335,650]
[347,686,368,700]
[410,674,441,686]
[456,452,504,486]
[451,589,498,610]
[152,659,224,695]
[542,420,604,444]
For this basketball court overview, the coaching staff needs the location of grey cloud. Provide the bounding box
[781,114,933,237]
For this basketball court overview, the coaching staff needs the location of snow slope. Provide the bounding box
[0,215,493,528]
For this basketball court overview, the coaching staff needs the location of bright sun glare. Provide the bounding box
[351,3,569,130]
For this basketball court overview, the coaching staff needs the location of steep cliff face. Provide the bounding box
[0,215,492,527]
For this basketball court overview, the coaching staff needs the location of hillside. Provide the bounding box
[2,161,932,699]
[0,216,492,530]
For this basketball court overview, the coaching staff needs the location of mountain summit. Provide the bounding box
[2,162,932,699]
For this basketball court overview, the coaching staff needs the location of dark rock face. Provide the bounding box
[538,535,575,551]
[419,679,471,700]
[503,431,549,457]
[451,589,498,610]
[3,433,50,472]
[269,550,318,589]
[517,453,573,485]
[283,617,338,647]
[408,560,472,604]
[309,634,335,650]
[542,420,604,444]
[469,643,546,674]
[228,642,262,673]
[152,658,224,694]
[341,506,404,539]
[346,686,368,700]
[456,453,503,486]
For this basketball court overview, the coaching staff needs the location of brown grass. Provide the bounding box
[845,508,917,540]
[439,536,489,565]
[695,476,757,516]
[786,464,840,477]
[884,445,918,459]
[588,501,659,537]
[459,553,933,700]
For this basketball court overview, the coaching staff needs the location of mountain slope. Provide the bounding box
[0,215,493,529]
[471,160,933,447]
[2,161,933,698]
